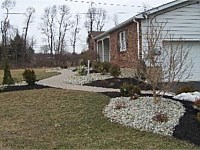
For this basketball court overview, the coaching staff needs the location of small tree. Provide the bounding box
[2,57,14,85]
[138,19,192,103]
[22,69,36,85]
[1,0,15,85]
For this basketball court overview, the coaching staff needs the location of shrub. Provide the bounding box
[77,65,87,76]
[92,61,101,72]
[109,64,121,77]
[22,69,36,85]
[80,59,92,67]
[193,99,200,110]
[152,112,168,123]
[2,61,14,85]
[99,62,111,75]
[120,83,141,97]
[176,85,197,95]
[114,101,126,109]
[60,65,68,69]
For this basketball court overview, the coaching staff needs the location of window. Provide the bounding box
[119,31,127,51]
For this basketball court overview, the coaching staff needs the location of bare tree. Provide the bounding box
[40,5,57,60]
[138,19,192,103]
[84,6,96,32]
[94,8,108,31]
[41,5,72,66]
[84,6,108,32]
[56,5,71,55]
[70,14,80,54]
[23,7,35,61]
[40,45,49,54]
[1,0,15,46]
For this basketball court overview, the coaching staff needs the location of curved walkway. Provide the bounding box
[37,69,120,92]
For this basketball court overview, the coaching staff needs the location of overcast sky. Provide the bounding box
[0,0,174,53]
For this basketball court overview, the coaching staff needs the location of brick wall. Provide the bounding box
[109,22,139,68]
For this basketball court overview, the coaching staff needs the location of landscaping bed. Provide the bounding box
[101,91,200,146]
[0,84,50,93]
[84,77,153,90]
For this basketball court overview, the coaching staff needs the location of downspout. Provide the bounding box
[133,18,141,59]
[102,39,105,62]
[96,40,99,61]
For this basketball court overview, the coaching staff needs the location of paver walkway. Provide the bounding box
[37,69,120,92]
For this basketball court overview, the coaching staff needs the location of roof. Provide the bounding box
[135,0,199,18]
[94,0,199,40]
[87,31,105,43]
[90,31,105,37]
[94,17,135,40]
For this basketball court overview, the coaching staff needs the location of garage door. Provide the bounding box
[187,41,200,81]
[163,41,200,81]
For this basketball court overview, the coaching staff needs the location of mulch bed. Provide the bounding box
[84,77,200,93]
[0,84,51,93]
[100,91,200,146]
[84,77,154,90]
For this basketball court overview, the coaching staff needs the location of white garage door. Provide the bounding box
[164,41,200,81]
[187,41,200,81]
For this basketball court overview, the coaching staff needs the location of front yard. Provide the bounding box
[0,88,198,149]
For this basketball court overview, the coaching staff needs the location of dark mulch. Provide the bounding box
[100,91,200,146]
[84,76,200,93]
[0,84,51,93]
[84,78,154,90]
[174,81,200,92]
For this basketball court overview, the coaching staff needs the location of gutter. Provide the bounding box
[133,18,141,59]
[94,17,135,40]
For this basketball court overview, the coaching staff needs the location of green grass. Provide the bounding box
[0,68,60,84]
[0,88,198,149]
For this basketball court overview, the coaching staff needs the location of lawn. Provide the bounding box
[0,88,198,149]
[0,68,60,84]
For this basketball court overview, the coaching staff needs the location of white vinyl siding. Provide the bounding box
[141,2,200,50]
[119,31,126,51]
[141,2,200,81]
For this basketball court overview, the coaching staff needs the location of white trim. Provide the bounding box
[109,39,111,62]
[102,40,105,62]
[96,35,110,42]
[96,40,99,61]
[133,19,141,58]
[136,0,191,18]
[119,31,127,51]
[163,39,200,42]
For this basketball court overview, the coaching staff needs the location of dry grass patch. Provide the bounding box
[0,88,198,149]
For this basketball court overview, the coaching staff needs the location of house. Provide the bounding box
[93,0,200,81]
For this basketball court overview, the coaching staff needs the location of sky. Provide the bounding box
[0,0,174,53]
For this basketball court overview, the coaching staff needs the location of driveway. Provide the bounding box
[37,69,120,93]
